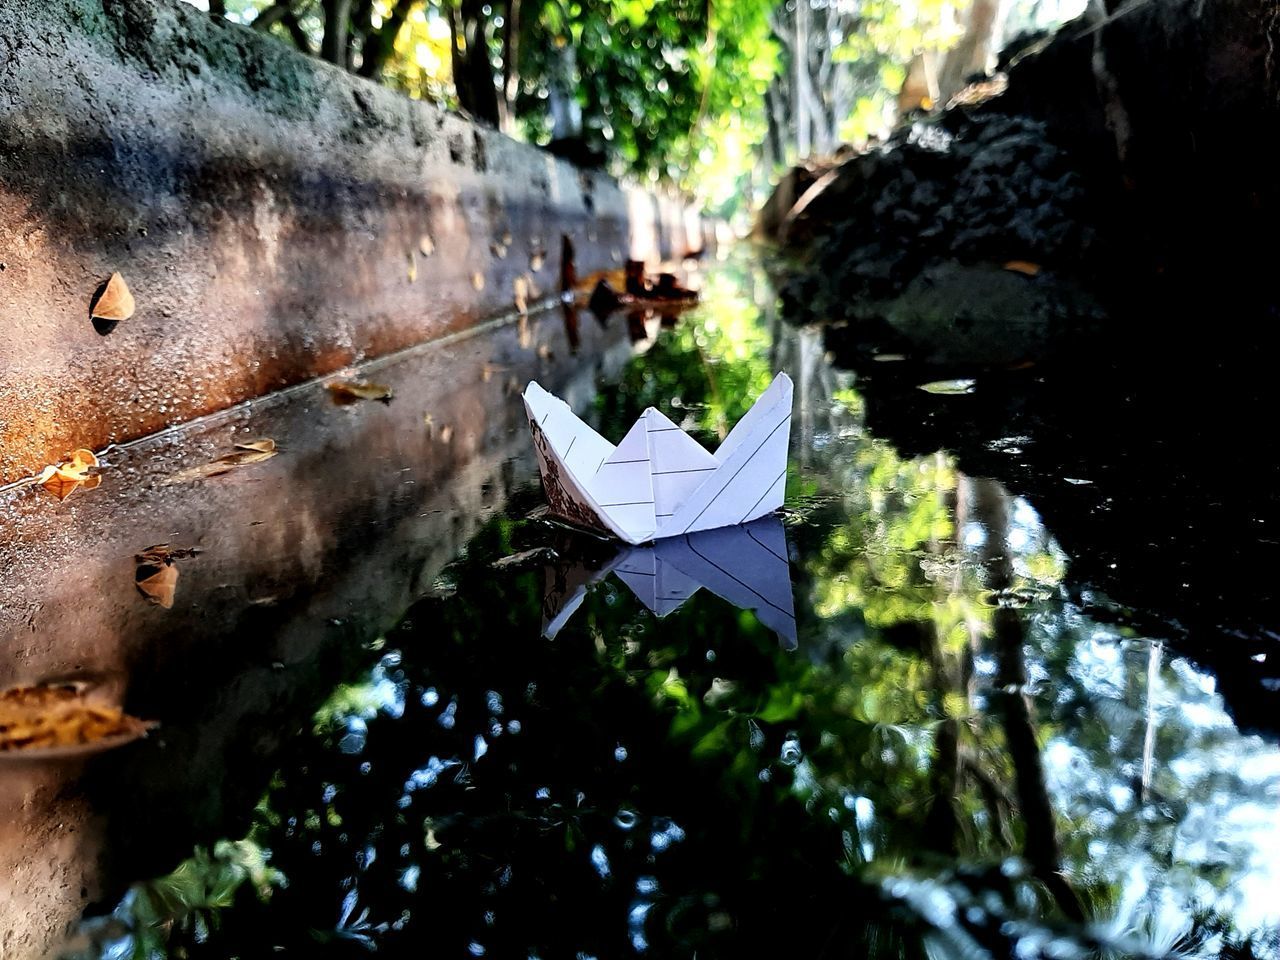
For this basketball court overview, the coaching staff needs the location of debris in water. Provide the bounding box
[327,380,394,405]
[419,234,435,257]
[164,439,278,484]
[918,379,976,395]
[491,546,558,570]
[36,449,101,501]
[0,683,153,758]
[472,272,486,291]
[1003,260,1042,277]
[90,272,136,321]
[407,251,418,283]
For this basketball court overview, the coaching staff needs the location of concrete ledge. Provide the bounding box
[0,0,693,485]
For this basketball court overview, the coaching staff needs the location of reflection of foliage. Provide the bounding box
[65,840,282,960]
[595,268,776,449]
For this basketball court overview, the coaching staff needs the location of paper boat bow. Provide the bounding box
[523,372,792,544]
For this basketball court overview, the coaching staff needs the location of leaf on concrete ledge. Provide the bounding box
[0,683,154,758]
[36,448,100,501]
[90,272,136,320]
[327,380,394,405]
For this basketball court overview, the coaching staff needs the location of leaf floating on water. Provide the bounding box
[918,379,976,396]
[530,251,545,271]
[36,448,100,501]
[472,272,486,291]
[0,683,154,759]
[490,546,558,570]
[327,380,394,405]
[407,251,418,283]
[90,272,136,321]
[872,353,907,362]
[1003,260,1042,277]
[134,544,200,609]
[419,234,435,257]
[164,439,278,484]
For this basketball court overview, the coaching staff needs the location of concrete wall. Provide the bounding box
[0,0,695,486]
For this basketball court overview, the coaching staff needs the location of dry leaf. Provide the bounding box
[0,683,153,758]
[136,563,178,608]
[135,543,200,609]
[530,252,545,271]
[327,380,394,405]
[537,344,553,361]
[164,438,278,484]
[513,275,530,315]
[419,234,435,257]
[490,241,508,259]
[472,272,486,291]
[36,448,100,501]
[1003,260,1042,277]
[407,251,418,283]
[91,272,136,321]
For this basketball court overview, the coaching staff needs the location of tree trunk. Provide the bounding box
[445,0,501,126]
[356,0,417,79]
[499,0,522,133]
[938,0,1003,103]
[320,0,353,65]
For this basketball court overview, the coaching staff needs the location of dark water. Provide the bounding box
[37,263,1280,959]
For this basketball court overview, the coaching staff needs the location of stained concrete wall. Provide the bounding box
[0,0,695,486]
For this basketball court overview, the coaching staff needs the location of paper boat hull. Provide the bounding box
[523,373,792,544]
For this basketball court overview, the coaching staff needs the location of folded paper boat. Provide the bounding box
[524,372,792,544]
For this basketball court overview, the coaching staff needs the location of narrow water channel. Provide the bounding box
[5,260,1278,959]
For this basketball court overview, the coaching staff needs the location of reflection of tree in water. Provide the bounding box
[65,268,1280,960]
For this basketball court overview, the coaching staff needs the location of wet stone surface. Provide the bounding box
[3,263,1280,959]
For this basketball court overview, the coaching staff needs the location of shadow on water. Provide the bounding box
[9,261,1280,959]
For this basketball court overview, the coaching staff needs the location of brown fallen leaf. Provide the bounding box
[1003,260,1042,277]
[135,543,201,609]
[91,272,136,321]
[327,379,394,405]
[0,683,153,759]
[36,448,100,501]
[513,275,530,315]
[163,438,278,484]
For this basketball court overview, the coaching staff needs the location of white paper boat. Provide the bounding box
[523,372,792,544]
[542,516,797,648]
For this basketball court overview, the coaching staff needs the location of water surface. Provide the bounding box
[11,263,1279,959]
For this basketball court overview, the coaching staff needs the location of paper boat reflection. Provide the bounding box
[523,373,792,545]
[542,516,797,649]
